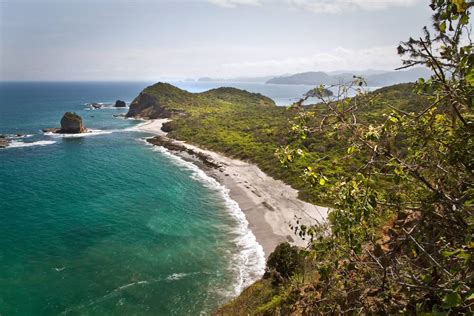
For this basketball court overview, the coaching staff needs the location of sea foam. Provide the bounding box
[84,102,130,110]
[7,140,57,148]
[151,145,266,296]
[44,129,113,138]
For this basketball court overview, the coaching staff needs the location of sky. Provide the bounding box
[0,0,433,81]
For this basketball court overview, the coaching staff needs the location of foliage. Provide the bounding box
[144,82,427,206]
[265,0,473,314]
[266,242,304,279]
[213,278,280,316]
[62,111,82,122]
[138,5,473,313]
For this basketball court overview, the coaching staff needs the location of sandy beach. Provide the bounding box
[137,119,328,257]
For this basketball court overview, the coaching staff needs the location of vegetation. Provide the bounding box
[266,243,305,279]
[218,0,473,314]
[136,2,472,314]
[141,82,427,205]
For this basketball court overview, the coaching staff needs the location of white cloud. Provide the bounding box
[207,0,262,8]
[208,0,423,13]
[221,46,401,75]
[288,0,423,13]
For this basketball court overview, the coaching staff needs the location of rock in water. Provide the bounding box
[60,112,86,133]
[114,100,126,107]
[90,103,102,109]
[0,135,9,148]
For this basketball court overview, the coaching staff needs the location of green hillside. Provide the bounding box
[129,82,426,206]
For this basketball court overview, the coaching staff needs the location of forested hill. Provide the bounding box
[125,82,275,119]
[127,82,427,206]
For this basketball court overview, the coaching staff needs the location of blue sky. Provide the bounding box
[0,0,432,81]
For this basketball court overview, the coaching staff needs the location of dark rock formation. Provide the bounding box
[147,136,222,169]
[42,128,61,133]
[43,112,86,134]
[60,112,86,133]
[126,93,173,119]
[0,135,9,148]
[161,122,173,133]
[90,103,102,109]
[114,100,126,107]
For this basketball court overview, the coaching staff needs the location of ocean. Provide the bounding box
[0,81,266,315]
[0,81,370,315]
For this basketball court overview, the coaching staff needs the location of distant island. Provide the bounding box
[266,67,432,86]
[197,76,275,83]
[191,68,431,87]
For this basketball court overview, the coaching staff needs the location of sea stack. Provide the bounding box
[60,112,86,133]
[114,100,126,107]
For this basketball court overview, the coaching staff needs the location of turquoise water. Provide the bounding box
[0,82,265,315]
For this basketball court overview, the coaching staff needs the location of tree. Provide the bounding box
[277,0,473,313]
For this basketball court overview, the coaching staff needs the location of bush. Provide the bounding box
[266,242,303,279]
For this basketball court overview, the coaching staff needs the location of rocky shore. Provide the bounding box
[147,136,223,170]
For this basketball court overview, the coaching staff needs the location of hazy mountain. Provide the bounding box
[266,68,432,87]
[327,69,388,76]
[197,76,275,83]
[266,71,334,85]
[364,68,433,86]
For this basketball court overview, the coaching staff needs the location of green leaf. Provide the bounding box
[389,116,399,123]
[442,292,462,308]
[319,178,326,186]
[466,69,474,86]
[439,21,447,32]
[441,249,460,257]
[453,0,466,13]
[456,251,471,263]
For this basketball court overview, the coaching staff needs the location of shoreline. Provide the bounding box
[136,119,328,258]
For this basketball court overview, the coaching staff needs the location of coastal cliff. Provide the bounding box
[125,83,188,119]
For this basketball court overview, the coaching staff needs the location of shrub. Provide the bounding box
[266,242,303,279]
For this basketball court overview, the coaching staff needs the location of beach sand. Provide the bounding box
[137,119,328,258]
